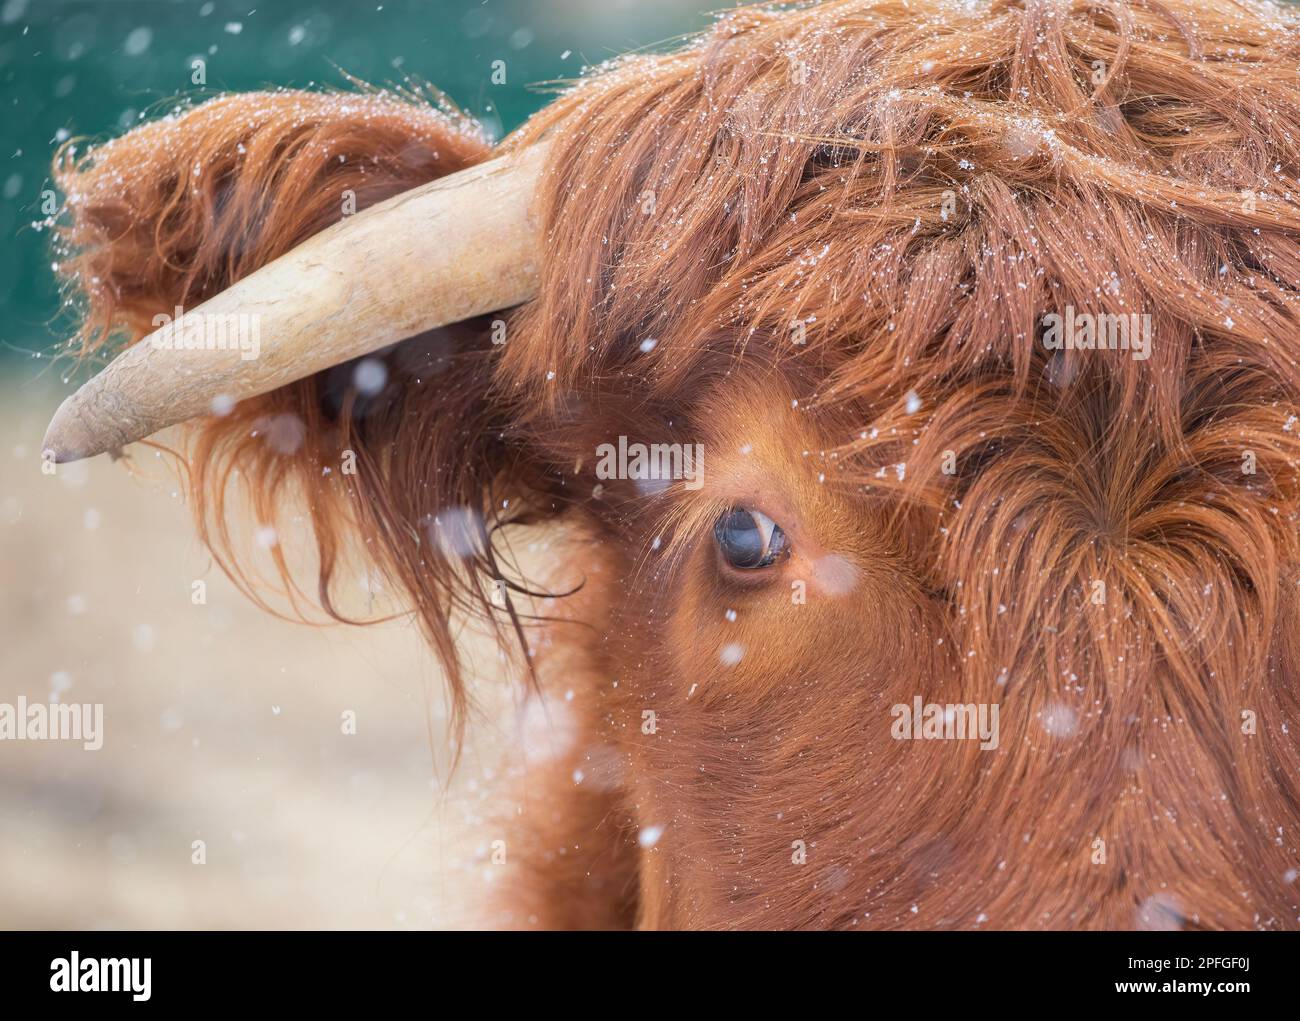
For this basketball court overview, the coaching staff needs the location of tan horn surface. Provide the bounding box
[43,142,548,463]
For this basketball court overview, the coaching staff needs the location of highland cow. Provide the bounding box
[44,0,1300,929]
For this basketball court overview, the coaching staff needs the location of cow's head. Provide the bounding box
[46,0,1300,928]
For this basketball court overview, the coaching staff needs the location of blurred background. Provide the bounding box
[0,0,708,928]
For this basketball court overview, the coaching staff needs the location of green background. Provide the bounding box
[0,0,709,373]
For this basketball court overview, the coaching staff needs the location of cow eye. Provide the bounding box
[714,508,790,569]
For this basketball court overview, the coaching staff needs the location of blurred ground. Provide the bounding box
[0,372,521,929]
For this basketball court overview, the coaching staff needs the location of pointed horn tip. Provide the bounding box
[43,396,103,464]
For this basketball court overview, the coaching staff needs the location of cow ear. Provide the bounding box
[52,89,532,727]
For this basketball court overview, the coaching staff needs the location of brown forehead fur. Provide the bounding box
[50,0,1300,927]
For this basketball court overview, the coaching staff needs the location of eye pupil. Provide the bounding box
[715,508,788,570]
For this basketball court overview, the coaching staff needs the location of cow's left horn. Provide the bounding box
[42,142,548,464]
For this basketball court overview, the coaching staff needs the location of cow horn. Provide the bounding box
[42,142,548,464]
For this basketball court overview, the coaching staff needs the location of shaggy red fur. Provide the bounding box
[52,0,1300,929]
